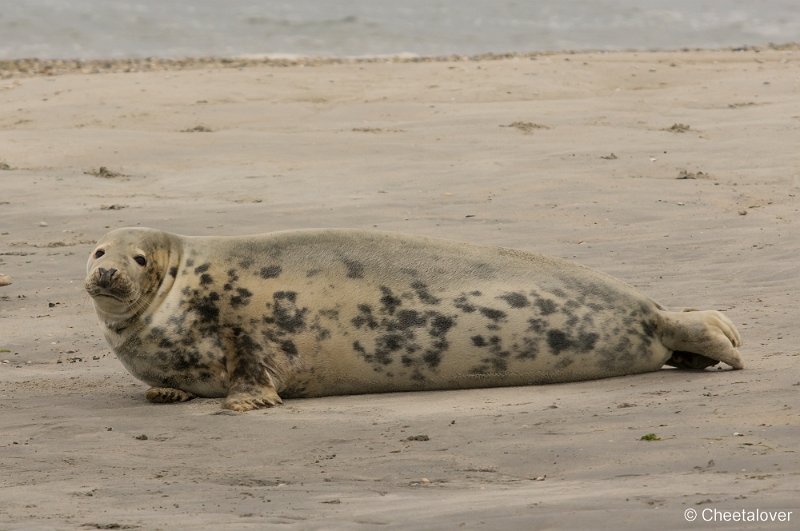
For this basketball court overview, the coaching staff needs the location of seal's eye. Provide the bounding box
[133,255,147,267]
[94,249,105,259]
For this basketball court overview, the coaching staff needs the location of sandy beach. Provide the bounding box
[1,49,799,529]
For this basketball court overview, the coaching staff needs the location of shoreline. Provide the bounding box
[2,41,799,79]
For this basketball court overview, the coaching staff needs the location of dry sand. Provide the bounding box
[1,49,799,530]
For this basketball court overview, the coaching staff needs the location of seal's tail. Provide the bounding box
[658,309,744,370]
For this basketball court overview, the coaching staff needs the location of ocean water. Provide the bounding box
[1,0,798,60]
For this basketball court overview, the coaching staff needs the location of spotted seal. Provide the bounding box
[85,227,743,411]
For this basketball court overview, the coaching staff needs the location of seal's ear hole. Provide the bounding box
[133,255,147,267]
[94,249,105,259]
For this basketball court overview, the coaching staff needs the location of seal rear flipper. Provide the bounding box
[658,309,744,370]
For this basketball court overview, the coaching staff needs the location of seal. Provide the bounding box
[85,227,743,411]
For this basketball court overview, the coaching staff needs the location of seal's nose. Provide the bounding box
[97,267,118,288]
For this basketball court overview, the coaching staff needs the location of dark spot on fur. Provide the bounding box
[422,315,453,369]
[351,304,379,330]
[169,266,178,278]
[280,339,298,357]
[186,258,195,267]
[306,269,322,278]
[527,318,547,333]
[547,329,569,355]
[499,292,529,308]
[272,298,307,333]
[429,315,454,337]
[311,319,331,341]
[376,334,403,363]
[200,273,213,286]
[172,349,205,372]
[395,309,426,329]
[547,329,599,355]
[229,327,270,386]
[411,281,440,305]
[642,319,656,338]
[423,351,442,368]
[579,332,599,351]
[273,291,297,303]
[479,307,506,322]
[194,263,210,274]
[183,289,221,331]
[535,298,558,315]
[343,259,365,279]
[469,332,512,374]
[230,287,253,308]
[353,340,366,355]
[260,265,282,279]
[379,286,402,315]
[454,295,476,313]
[514,336,539,360]
[223,269,239,291]
[471,335,486,347]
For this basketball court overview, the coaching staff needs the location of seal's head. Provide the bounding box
[85,228,175,326]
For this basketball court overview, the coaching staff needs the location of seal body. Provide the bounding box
[85,228,743,411]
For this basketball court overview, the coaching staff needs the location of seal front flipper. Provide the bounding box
[146,387,196,403]
[223,385,283,412]
[221,328,284,412]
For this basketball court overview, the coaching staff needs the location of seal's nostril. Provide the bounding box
[97,267,117,287]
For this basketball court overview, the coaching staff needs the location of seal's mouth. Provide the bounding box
[85,270,136,303]
[89,290,126,302]
[85,283,131,302]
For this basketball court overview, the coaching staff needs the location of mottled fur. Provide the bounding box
[86,228,743,412]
